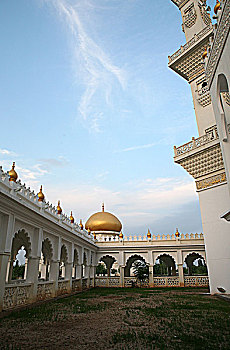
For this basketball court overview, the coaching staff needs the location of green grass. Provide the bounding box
[1,287,230,350]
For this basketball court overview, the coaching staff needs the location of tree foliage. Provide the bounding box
[12,261,25,280]
[133,260,149,285]
[96,263,107,276]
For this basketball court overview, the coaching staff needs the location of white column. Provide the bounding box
[26,257,40,303]
[65,262,73,293]
[177,250,184,287]
[178,264,184,287]
[0,213,14,311]
[119,266,125,287]
[149,265,154,287]
[50,260,59,297]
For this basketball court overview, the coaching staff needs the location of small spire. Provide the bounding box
[87,228,91,235]
[147,229,151,239]
[37,185,45,202]
[93,232,96,240]
[70,211,74,224]
[175,228,180,238]
[202,46,208,60]
[79,219,83,230]
[102,202,105,212]
[214,0,220,14]
[119,231,123,239]
[9,162,18,182]
[57,200,62,215]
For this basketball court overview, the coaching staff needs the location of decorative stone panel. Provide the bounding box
[196,172,227,190]
[183,4,197,28]
[3,284,31,310]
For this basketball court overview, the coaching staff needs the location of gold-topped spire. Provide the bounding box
[202,47,208,60]
[9,162,18,182]
[70,211,74,224]
[102,202,105,212]
[37,185,45,202]
[57,200,62,215]
[147,229,151,239]
[93,232,96,240]
[119,231,123,239]
[87,228,91,235]
[79,219,83,230]
[214,0,220,14]
[175,228,180,238]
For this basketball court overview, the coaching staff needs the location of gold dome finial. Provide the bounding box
[214,0,220,14]
[102,202,105,212]
[147,229,151,239]
[9,162,18,182]
[202,47,208,60]
[37,185,45,202]
[70,211,74,224]
[87,228,91,235]
[119,231,123,239]
[79,219,83,230]
[175,228,180,238]
[57,200,62,215]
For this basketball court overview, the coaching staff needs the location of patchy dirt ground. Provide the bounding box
[0,287,230,350]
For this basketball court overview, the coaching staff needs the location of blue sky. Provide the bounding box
[0,0,216,235]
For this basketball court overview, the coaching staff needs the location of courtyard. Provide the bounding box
[0,287,230,350]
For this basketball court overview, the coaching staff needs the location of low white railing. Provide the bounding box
[184,276,209,287]
[95,277,120,287]
[168,24,213,64]
[97,232,204,242]
[174,126,219,157]
[153,276,180,287]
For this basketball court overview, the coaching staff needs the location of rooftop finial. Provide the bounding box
[9,162,18,182]
[175,228,180,238]
[57,200,62,215]
[102,202,105,212]
[37,185,45,202]
[70,211,74,224]
[147,229,151,239]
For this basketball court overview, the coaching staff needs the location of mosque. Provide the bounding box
[0,0,229,312]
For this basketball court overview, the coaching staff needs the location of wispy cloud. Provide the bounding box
[46,0,126,132]
[121,143,156,152]
[0,148,17,156]
[38,156,69,169]
[44,176,201,235]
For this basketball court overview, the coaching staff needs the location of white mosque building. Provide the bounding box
[0,0,229,312]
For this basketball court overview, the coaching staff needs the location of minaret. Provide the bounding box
[169,0,215,135]
[168,0,230,295]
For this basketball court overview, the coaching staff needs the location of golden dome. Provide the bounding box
[85,204,122,233]
[70,211,74,224]
[57,200,62,215]
[37,185,45,202]
[9,162,18,182]
[202,47,208,59]
[214,1,220,14]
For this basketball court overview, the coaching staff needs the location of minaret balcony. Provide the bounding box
[174,125,227,191]
[168,24,213,81]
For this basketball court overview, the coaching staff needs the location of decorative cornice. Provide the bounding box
[196,172,226,190]
[206,0,230,88]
